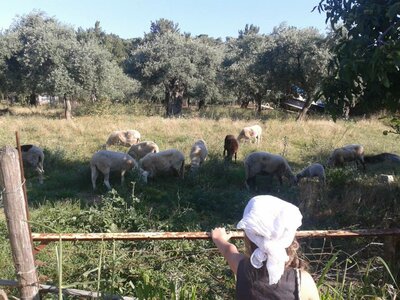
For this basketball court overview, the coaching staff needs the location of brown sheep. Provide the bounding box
[223,135,239,162]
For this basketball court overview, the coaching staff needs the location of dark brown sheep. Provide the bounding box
[223,135,239,162]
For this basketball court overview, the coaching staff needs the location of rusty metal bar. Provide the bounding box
[31,228,400,242]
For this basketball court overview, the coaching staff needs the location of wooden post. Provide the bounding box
[384,235,400,281]
[0,147,39,299]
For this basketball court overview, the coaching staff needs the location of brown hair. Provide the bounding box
[243,234,308,270]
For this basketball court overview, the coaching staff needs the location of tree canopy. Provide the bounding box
[0,12,139,103]
[126,20,224,115]
[317,0,400,118]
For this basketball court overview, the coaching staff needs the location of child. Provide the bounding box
[211,195,319,299]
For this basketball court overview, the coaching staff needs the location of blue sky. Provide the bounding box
[0,0,329,39]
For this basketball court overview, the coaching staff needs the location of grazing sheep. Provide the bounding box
[364,153,400,164]
[104,130,141,148]
[223,135,239,162]
[127,141,159,160]
[139,149,185,183]
[244,151,297,190]
[296,163,325,184]
[19,144,45,184]
[327,144,365,170]
[90,150,138,190]
[237,125,262,144]
[190,139,208,172]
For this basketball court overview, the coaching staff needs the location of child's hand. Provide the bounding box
[211,227,232,243]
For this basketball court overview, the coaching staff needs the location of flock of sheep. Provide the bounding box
[19,124,398,191]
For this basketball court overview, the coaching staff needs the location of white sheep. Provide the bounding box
[90,150,138,190]
[127,141,159,160]
[104,130,141,148]
[139,149,185,183]
[237,125,262,144]
[20,144,45,184]
[296,163,325,184]
[189,139,208,172]
[327,144,365,170]
[244,151,297,190]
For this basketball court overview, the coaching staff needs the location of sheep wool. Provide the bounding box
[223,135,239,162]
[139,149,185,183]
[296,163,325,184]
[128,141,159,160]
[237,125,262,144]
[190,139,208,171]
[90,150,138,190]
[244,151,296,190]
[328,144,365,170]
[105,130,141,148]
[20,144,45,184]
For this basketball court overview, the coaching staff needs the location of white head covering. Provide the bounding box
[237,195,302,285]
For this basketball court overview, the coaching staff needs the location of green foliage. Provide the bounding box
[382,116,400,135]
[318,253,399,299]
[125,20,224,111]
[0,11,139,103]
[317,0,400,117]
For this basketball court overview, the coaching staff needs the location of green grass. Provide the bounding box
[0,102,399,298]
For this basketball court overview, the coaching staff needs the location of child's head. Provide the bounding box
[237,195,302,284]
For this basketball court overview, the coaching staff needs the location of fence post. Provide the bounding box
[0,146,39,299]
[384,235,400,280]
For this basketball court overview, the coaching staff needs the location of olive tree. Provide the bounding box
[127,19,223,116]
[1,11,139,117]
[223,24,272,113]
[255,24,331,120]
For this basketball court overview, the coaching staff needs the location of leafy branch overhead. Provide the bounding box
[316,0,400,118]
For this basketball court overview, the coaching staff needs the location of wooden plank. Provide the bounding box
[31,228,400,242]
[0,147,39,299]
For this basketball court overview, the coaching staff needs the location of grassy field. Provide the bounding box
[0,102,399,299]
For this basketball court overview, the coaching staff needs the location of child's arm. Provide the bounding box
[211,227,245,275]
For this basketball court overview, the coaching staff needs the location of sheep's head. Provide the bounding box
[289,174,298,185]
[295,173,302,182]
[139,169,149,183]
[326,155,335,167]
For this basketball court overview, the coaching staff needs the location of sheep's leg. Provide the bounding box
[359,158,366,171]
[91,166,98,190]
[103,168,112,190]
[234,152,237,162]
[37,169,44,184]
[319,175,326,185]
[277,175,283,186]
[120,169,126,185]
[35,165,44,184]
[245,176,256,190]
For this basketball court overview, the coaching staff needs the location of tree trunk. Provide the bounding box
[165,79,184,117]
[240,100,250,108]
[0,147,40,300]
[64,94,72,120]
[296,97,313,121]
[256,97,262,115]
[198,99,205,110]
[29,93,38,107]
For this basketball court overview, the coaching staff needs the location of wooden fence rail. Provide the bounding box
[31,228,400,242]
